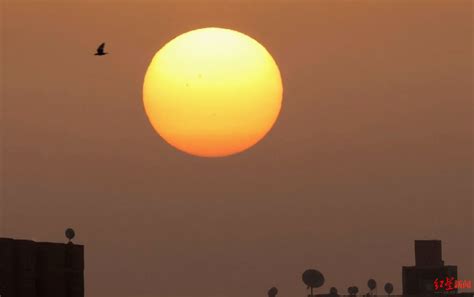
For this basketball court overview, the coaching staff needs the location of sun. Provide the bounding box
[143,27,283,157]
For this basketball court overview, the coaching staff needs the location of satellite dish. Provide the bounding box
[353,286,359,295]
[65,228,75,242]
[368,279,377,290]
[330,287,338,295]
[302,269,324,297]
[348,286,359,296]
[302,269,325,288]
[384,283,394,295]
[268,287,278,297]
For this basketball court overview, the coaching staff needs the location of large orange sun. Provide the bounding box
[143,27,283,157]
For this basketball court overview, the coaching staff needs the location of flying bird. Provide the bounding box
[94,42,108,56]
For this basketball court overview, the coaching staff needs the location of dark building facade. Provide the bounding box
[403,240,458,295]
[0,238,84,297]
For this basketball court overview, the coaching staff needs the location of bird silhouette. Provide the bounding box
[94,42,108,56]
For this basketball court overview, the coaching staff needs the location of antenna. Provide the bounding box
[65,228,75,243]
[302,269,325,297]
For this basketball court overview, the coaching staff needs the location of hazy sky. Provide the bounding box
[1,1,472,297]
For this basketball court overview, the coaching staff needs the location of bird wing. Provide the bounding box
[97,42,106,53]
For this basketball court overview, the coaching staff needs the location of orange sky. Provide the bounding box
[1,1,472,297]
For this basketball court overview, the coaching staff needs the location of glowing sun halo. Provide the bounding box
[143,27,283,157]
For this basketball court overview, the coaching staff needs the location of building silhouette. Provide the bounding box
[402,240,458,295]
[0,237,84,297]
